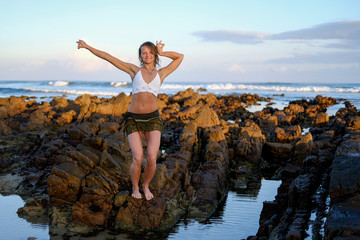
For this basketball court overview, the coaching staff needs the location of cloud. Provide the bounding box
[67,51,114,72]
[270,21,360,40]
[193,21,360,48]
[193,30,268,44]
[228,63,246,73]
[267,51,360,64]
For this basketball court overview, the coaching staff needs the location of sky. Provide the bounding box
[1,0,360,83]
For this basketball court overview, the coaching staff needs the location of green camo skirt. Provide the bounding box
[123,109,163,136]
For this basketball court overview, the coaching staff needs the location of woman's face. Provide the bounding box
[141,46,155,65]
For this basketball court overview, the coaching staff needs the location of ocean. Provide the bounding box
[1,80,359,112]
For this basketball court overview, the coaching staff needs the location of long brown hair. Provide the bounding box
[138,41,160,67]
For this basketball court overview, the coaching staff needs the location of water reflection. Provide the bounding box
[0,180,280,240]
[167,180,280,240]
[0,194,49,240]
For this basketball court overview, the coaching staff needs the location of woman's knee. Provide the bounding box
[132,154,143,166]
[146,153,157,166]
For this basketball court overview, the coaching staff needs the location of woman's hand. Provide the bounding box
[76,40,88,49]
[156,40,165,56]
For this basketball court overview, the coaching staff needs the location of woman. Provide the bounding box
[76,40,183,200]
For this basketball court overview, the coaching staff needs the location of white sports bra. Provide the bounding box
[132,70,161,97]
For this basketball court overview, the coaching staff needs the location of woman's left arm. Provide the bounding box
[157,41,184,82]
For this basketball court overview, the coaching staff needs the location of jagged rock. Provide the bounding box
[262,142,293,163]
[306,105,320,118]
[0,173,24,194]
[51,97,69,108]
[234,123,265,164]
[7,96,29,116]
[17,195,49,219]
[192,105,220,128]
[47,162,85,204]
[271,125,302,143]
[288,174,312,209]
[0,120,12,135]
[293,133,315,167]
[56,110,77,126]
[1,92,359,239]
[286,104,305,115]
[314,112,329,127]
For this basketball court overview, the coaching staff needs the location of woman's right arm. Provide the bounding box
[76,40,138,78]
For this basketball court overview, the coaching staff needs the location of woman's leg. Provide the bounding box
[143,130,161,200]
[128,131,144,199]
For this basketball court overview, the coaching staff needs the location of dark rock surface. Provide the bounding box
[0,91,359,239]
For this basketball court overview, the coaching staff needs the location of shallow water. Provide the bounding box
[167,180,281,240]
[0,180,280,240]
[0,195,49,240]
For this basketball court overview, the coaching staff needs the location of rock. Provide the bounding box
[272,125,302,143]
[262,142,293,164]
[347,116,360,132]
[306,105,320,118]
[0,173,24,194]
[259,200,277,225]
[17,195,49,219]
[259,115,278,133]
[288,174,312,209]
[326,131,360,239]
[183,92,200,107]
[7,96,28,116]
[28,107,54,131]
[0,120,12,135]
[56,110,77,126]
[0,106,8,119]
[293,133,315,167]
[172,88,195,102]
[74,94,93,107]
[314,95,336,107]
[192,105,220,128]
[47,162,85,204]
[314,112,329,127]
[235,123,266,164]
[286,104,305,115]
[68,122,99,143]
[51,97,68,108]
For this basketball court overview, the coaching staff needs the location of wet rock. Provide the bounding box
[17,195,49,220]
[28,107,54,131]
[0,173,24,194]
[234,123,265,164]
[192,105,220,128]
[288,174,312,209]
[7,96,29,116]
[286,104,305,115]
[0,120,12,135]
[262,142,293,164]
[47,162,85,204]
[347,116,360,132]
[306,105,320,118]
[271,125,302,143]
[293,132,315,167]
[55,110,77,126]
[314,112,329,127]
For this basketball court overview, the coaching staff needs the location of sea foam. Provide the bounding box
[22,88,121,96]
[48,81,70,87]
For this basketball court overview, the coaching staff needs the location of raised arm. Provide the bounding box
[76,40,139,78]
[156,41,184,82]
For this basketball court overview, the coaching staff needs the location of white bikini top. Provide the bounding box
[132,70,161,97]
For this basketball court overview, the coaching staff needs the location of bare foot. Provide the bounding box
[143,186,154,201]
[132,189,142,199]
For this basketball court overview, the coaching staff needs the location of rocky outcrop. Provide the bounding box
[326,131,360,238]
[0,93,359,239]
